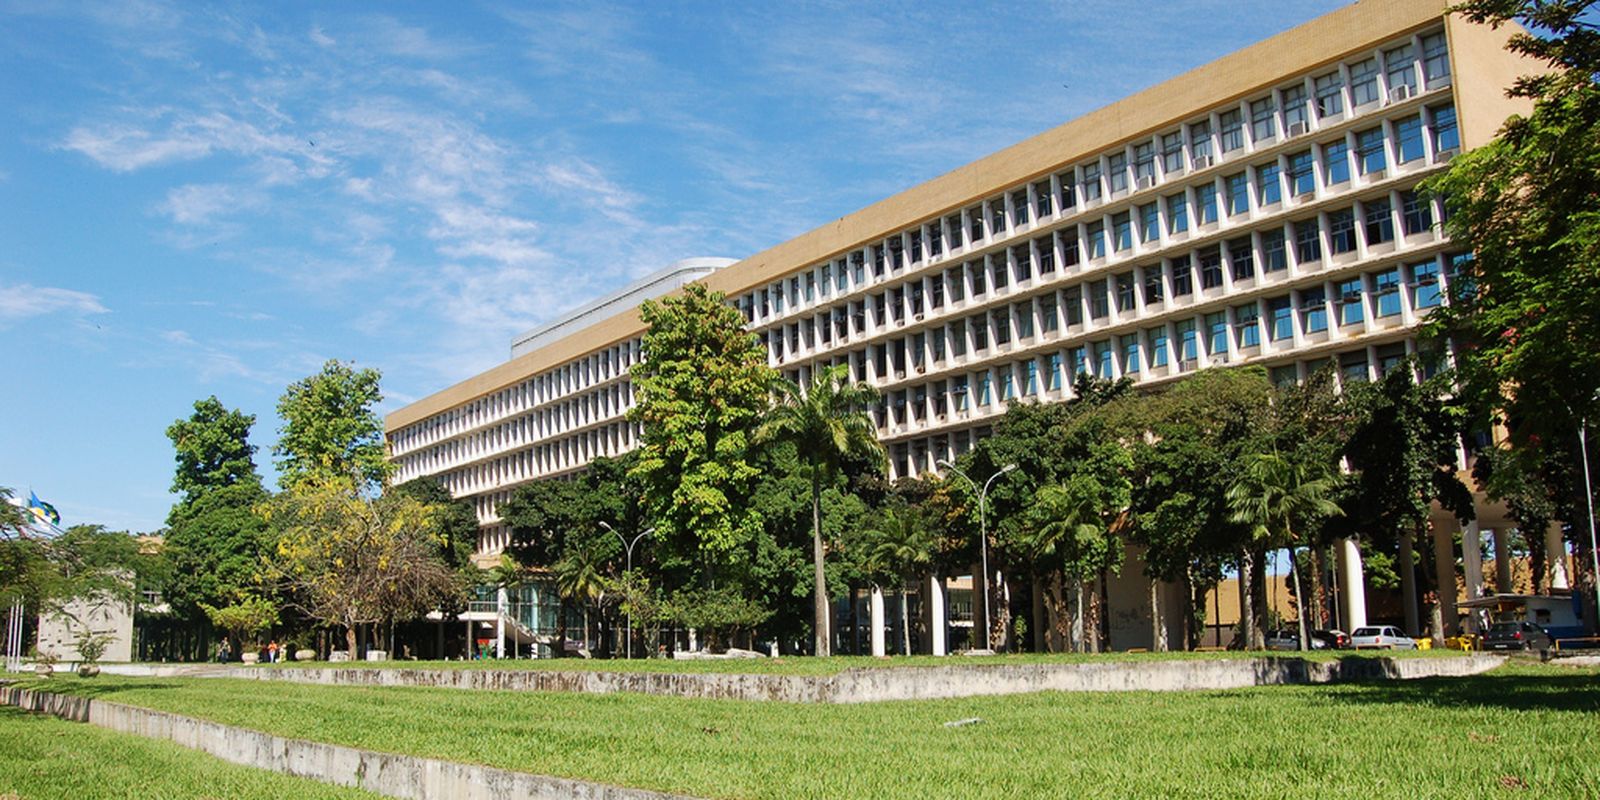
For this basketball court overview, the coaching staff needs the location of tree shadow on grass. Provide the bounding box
[1326,670,1600,714]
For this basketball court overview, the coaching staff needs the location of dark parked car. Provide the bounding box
[1482,621,1553,652]
[1310,629,1351,649]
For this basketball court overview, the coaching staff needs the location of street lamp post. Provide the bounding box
[1556,391,1600,634]
[937,459,1017,652]
[600,522,654,659]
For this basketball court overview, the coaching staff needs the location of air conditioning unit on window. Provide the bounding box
[1192,154,1213,169]
[1287,121,1309,138]
[1137,175,1156,190]
[1390,84,1414,102]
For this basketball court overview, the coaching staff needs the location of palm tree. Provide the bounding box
[865,503,937,656]
[553,539,611,655]
[757,364,883,657]
[1226,451,1343,651]
[1022,476,1122,652]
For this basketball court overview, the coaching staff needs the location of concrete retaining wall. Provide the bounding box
[222,655,1505,704]
[0,687,692,800]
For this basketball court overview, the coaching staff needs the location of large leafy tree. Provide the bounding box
[629,284,774,560]
[1226,451,1343,651]
[757,364,883,657]
[273,360,391,490]
[162,397,270,622]
[861,499,938,656]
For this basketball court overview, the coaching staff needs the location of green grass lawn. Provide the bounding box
[25,661,1598,799]
[0,704,384,800]
[261,648,1467,676]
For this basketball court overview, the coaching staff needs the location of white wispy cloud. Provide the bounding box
[0,283,110,324]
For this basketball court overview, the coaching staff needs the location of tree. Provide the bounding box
[1020,449,1132,653]
[1226,451,1343,651]
[162,397,270,622]
[274,360,391,490]
[862,500,937,656]
[756,364,884,657]
[628,284,774,560]
[201,596,279,654]
[391,478,479,571]
[260,478,463,656]
[552,537,612,653]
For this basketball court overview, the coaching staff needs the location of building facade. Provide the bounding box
[387,1,1547,647]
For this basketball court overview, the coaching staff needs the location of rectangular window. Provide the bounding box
[1167,193,1190,234]
[1057,180,1076,213]
[1148,326,1170,367]
[1329,209,1358,254]
[1016,302,1034,339]
[1011,190,1030,227]
[1113,211,1133,252]
[1432,104,1459,153]
[1177,319,1199,361]
[1289,150,1315,196]
[1190,120,1214,162]
[1373,268,1402,316]
[1199,247,1224,289]
[1228,236,1255,281]
[971,314,989,350]
[1257,163,1282,206]
[1143,267,1164,305]
[1356,127,1387,174]
[1036,236,1055,274]
[1341,352,1370,383]
[1220,110,1245,152]
[1385,44,1417,96]
[1040,293,1059,333]
[1196,183,1219,225]
[1122,335,1142,374]
[1206,312,1230,357]
[1133,142,1156,183]
[969,262,986,296]
[1401,190,1433,235]
[978,372,993,405]
[1295,218,1323,263]
[1061,232,1081,268]
[1410,260,1441,308]
[1364,198,1395,245]
[1081,162,1103,202]
[1395,115,1425,163]
[1063,286,1084,326]
[1235,303,1261,348]
[1170,256,1194,296]
[1262,229,1287,272]
[992,309,1011,345]
[1023,360,1039,395]
[1281,85,1308,131]
[1422,32,1450,86]
[1140,202,1160,243]
[1090,279,1110,319]
[988,260,1007,293]
[1350,58,1380,106]
[1162,132,1185,173]
[1250,98,1276,143]
[1337,278,1365,325]
[990,200,1008,235]
[1314,72,1344,118]
[1107,153,1129,194]
[1047,354,1063,391]
[951,320,968,356]
[1226,172,1250,216]
[1325,140,1351,185]
[1116,272,1136,312]
[947,267,965,302]
[1301,287,1328,333]
[1269,296,1294,341]
[1094,341,1115,379]
[952,375,970,410]
[1010,246,1030,282]
[1086,221,1107,260]
[945,215,963,250]
[1034,181,1053,218]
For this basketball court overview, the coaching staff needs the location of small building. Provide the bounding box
[1457,593,1586,642]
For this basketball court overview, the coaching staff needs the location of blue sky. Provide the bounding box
[1,0,1348,533]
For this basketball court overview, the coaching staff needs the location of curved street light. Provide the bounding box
[937,459,1018,651]
[600,521,654,659]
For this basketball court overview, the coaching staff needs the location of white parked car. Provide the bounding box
[1351,625,1417,650]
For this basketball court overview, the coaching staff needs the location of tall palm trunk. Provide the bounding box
[900,581,912,656]
[1288,543,1309,652]
[811,473,830,657]
[1239,549,1256,649]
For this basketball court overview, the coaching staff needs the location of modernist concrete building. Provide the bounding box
[387,0,1562,651]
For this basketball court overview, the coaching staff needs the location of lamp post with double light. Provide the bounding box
[600,521,654,659]
[937,459,1017,651]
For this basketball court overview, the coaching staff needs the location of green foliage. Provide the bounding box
[273,360,391,491]
[200,596,279,648]
[166,396,261,500]
[391,478,479,570]
[629,284,775,556]
[661,586,772,637]
[162,482,270,621]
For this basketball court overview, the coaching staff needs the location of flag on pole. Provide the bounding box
[26,492,60,526]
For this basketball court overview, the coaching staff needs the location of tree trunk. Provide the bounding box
[1071,578,1085,653]
[811,474,830,657]
[1150,578,1168,652]
[1031,574,1046,653]
[901,582,912,657]
[1239,550,1256,650]
[1288,545,1309,652]
[345,624,358,659]
[1049,571,1066,653]
[1311,547,1329,629]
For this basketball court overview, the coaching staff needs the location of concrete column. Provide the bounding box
[869,586,886,657]
[1433,521,1460,636]
[1548,523,1571,591]
[495,586,507,659]
[1462,521,1484,634]
[927,574,948,656]
[1493,528,1514,593]
[1337,538,1368,631]
[1399,531,1419,637]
